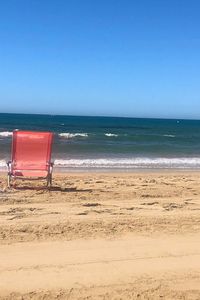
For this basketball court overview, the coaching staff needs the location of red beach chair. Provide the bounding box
[7,130,54,187]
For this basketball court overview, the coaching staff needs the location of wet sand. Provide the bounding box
[0,172,200,299]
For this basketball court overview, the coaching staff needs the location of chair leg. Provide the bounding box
[7,174,11,188]
[47,174,52,188]
[46,176,49,187]
[49,173,52,186]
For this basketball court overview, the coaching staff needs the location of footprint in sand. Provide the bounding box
[77,211,88,215]
[82,203,101,207]
[163,203,184,211]
[141,202,159,206]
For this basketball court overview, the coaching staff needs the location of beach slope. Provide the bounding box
[0,172,200,299]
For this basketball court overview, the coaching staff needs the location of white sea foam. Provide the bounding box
[163,134,175,138]
[54,157,200,169]
[105,133,118,137]
[0,131,12,137]
[59,133,88,138]
[0,160,7,168]
[1,157,200,171]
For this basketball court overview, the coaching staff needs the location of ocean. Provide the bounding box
[1,113,200,170]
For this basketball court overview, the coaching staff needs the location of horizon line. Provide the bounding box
[0,111,200,122]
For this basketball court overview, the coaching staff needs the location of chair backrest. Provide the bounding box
[11,131,53,171]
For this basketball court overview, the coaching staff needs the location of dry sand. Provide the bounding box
[0,171,200,299]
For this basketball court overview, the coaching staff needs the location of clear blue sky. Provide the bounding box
[0,0,200,119]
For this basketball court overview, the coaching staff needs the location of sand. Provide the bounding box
[0,171,200,299]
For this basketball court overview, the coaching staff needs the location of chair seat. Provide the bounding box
[12,170,48,177]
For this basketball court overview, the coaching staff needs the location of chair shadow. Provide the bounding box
[13,185,93,193]
[50,186,93,193]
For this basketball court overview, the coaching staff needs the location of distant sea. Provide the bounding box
[1,113,200,170]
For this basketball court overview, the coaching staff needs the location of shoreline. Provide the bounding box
[1,167,200,174]
[54,167,200,173]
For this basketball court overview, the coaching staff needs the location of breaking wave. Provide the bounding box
[54,157,200,169]
[0,160,7,168]
[105,133,118,137]
[0,131,13,137]
[59,133,88,138]
[163,134,175,138]
[1,157,200,170]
